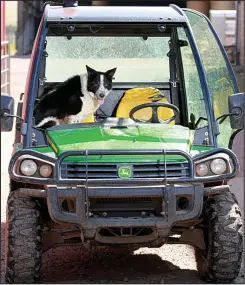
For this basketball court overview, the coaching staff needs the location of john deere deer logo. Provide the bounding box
[118,166,133,179]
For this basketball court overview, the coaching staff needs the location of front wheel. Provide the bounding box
[5,190,43,283]
[195,192,243,283]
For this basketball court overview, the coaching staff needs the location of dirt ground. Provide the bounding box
[1,56,244,283]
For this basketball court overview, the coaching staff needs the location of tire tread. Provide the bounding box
[195,192,243,283]
[5,191,42,283]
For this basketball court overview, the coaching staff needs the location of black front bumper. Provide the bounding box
[18,183,232,245]
[45,184,203,228]
[18,183,231,244]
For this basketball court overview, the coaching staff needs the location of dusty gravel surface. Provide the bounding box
[1,56,244,284]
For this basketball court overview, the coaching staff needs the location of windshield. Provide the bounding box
[45,36,170,83]
[32,24,214,148]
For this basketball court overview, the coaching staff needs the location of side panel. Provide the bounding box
[184,9,239,149]
[22,15,45,122]
[22,13,48,147]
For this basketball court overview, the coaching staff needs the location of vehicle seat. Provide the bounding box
[115,87,175,124]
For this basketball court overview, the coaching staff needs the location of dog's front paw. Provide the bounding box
[70,119,79,124]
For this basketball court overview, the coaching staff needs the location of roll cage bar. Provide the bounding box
[21,4,237,149]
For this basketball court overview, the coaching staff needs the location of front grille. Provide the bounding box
[60,162,190,179]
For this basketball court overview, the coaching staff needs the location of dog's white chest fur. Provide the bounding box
[68,74,99,124]
[69,94,99,124]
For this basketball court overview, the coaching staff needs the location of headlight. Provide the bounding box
[210,158,227,174]
[196,163,209,176]
[40,164,53,177]
[20,159,37,176]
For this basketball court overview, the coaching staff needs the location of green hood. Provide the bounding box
[45,124,194,163]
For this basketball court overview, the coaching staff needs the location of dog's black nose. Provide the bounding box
[99,94,105,98]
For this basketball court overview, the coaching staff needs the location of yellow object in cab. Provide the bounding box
[82,114,95,123]
[116,87,175,124]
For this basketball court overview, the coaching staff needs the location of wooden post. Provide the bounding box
[186,1,210,16]
[16,0,24,55]
[237,0,244,66]
[92,0,109,5]
[1,1,6,41]
[210,1,235,10]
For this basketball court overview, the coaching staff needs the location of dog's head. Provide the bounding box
[86,65,117,105]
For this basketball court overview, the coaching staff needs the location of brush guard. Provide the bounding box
[54,149,193,220]
[9,148,239,235]
[9,147,238,186]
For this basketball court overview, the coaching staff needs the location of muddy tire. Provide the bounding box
[5,191,43,283]
[195,192,243,283]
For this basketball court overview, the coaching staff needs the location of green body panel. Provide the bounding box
[46,124,192,162]
[30,125,214,163]
[47,125,192,151]
[33,146,54,153]
[190,145,212,152]
[31,124,211,163]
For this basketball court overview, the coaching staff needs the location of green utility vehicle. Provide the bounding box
[1,1,244,283]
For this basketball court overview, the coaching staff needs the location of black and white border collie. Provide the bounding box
[33,65,117,129]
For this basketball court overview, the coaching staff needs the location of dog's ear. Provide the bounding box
[105,67,117,80]
[86,65,97,77]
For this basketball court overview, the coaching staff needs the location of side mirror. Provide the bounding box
[228,93,244,130]
[1,94,15,132]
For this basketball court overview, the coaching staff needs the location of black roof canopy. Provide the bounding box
[45,5,187,23]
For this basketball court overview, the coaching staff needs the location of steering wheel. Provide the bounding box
[129,102,180,124]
